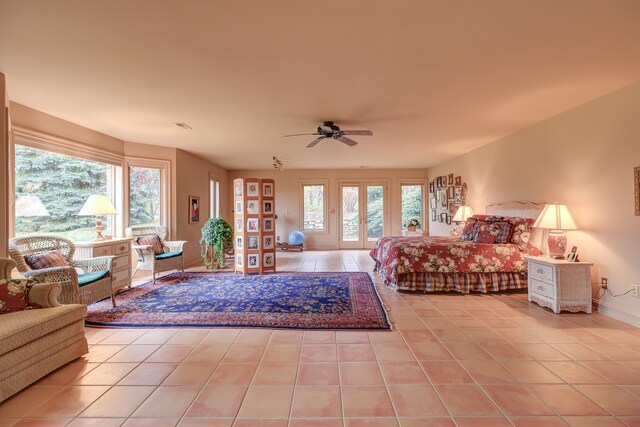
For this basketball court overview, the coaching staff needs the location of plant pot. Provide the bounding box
[408,226,416,232]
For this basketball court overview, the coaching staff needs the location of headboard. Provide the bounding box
[486,201,545,250]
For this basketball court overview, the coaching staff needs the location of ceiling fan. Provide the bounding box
[284,121,373,148]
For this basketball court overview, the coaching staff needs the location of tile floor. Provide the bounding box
[2,250,640,426]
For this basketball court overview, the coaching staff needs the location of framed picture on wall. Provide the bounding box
[247,182,259,197]
[247,218,259,232]
[448,201,455,214]
[455,176,462,186]
[236,254,243,267]
[447,186,455,199]
[436,177,442,188]
[454,187,462,204]
[439,190,447,207]
[432,210,437,222]
[440,213,448,223]
[441,176,447,187]
[448,174,454,186]
[235,218,243,232]
[446,214,452,225]
[264,253,275,267]
[235,200,243,215]
[429,181,435,193]
[263,201,273,214]
[264,218,274,232]
[430,197,437,210]
[263,183,274,197]
[189,195,200,224]
[264,235,274,250]
[235,236,243,250]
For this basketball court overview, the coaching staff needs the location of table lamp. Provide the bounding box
[532,203,578,259]
[78,195,118,240]
[452,205,474,223]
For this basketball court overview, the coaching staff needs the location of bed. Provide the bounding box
[370,201,545,293]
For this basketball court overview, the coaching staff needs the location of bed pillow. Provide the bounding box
[473,223,498,243]
[491,221,513,244]
[506,217,535,250]
[0,279,30,313]
[460,218,479,241]
[137,235,165,255]
[24,250,69,270]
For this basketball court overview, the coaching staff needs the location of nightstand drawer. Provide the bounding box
[530,278,555,299]
[112,268,131,283]
[93,245,114,257]
[112,254,130,271]
[114,241,131,255]
[529,262,554,283]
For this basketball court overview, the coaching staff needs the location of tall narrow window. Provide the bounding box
[14,145,116,240]
[301,182,327,232]
[401,183,424,230]
[129,166,161,226]
[210,177,220,219]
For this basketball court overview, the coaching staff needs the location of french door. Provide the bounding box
[339,181,388,249]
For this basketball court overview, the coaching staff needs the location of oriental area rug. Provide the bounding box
[86,272,391,330]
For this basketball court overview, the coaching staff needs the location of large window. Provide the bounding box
[301,181,327,232]
[401,183,424,230]
[14,145,117,240]
[129,166,161,226]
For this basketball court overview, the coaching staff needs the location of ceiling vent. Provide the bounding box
[175,122,192,130]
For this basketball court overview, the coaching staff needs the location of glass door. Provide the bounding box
[339,182,388,249]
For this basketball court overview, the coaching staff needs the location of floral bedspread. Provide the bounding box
[370,236,542,284]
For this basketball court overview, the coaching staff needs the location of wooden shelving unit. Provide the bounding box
[233,178,276,275]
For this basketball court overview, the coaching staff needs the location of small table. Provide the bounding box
[524,256,593,314]
[74,237,133,293]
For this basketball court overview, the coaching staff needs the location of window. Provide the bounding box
[125,158,170,231]
[210,176,220,219]
[14,144,118,240]
[128,166,161,226]
[401,183,424,229]
[301,181,327,232]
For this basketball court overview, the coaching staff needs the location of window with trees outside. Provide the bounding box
[301,182,327,232]
[129,166,162,226]
[210,177,220,219]
[401,183,424,230]
[14,145,117,240]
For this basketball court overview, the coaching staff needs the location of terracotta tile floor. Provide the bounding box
[2,250,640,426]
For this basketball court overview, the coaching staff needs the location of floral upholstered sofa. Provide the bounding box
[0,258,88,402]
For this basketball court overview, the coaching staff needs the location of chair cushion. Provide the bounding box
[0,279,29,313]
[78,270,110,287]
[23,250,69,270]
[137,236,164,255]
[155,251,182,260]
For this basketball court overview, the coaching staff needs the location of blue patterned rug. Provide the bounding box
[86,272,390,330]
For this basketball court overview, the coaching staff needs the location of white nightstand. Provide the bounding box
[524,256,593,314]
[74,237,133,293]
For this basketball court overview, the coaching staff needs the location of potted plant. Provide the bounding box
[405,218,421,232]
[200,217,233,269]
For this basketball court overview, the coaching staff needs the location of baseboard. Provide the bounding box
[592,298,640,327]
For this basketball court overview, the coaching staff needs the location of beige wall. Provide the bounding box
[0,74,8,257]
[176,149,229,266]
[229,168,428,250]
[427,81,640,326]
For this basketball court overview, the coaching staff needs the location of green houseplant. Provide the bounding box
[200,217,233,269]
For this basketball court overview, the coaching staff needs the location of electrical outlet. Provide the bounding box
[631,284,639,298]
[601,277,608,288]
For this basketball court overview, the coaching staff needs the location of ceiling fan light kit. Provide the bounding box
[284,121,373,148]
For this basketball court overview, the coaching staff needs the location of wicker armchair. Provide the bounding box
[125,225,186,283]
[8,236,116,307]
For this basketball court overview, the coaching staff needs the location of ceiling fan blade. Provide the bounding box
[306,137,325,148]
[336,136,358,146]
[284,133,319,137]
[341,130,373,136]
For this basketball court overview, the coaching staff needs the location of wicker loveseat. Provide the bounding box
[0,258,88,403]
[126,225,186,283]
[8,235,116,307]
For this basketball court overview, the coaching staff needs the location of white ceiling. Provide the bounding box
[2,0,640,170]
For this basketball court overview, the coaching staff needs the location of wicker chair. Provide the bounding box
[125,225,187,283]
[8,236,116,307]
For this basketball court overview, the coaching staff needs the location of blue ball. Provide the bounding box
[288,231,305,246]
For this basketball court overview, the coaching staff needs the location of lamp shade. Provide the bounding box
[452,205,474,222]
[15,195,50,217]
[532,203,578,230]
[78,195,118,216]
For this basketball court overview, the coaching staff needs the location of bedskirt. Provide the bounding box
[374,262,528,293]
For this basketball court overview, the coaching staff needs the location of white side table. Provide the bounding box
[524,256,593,314]
[74,237,133,293]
